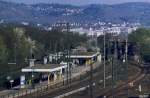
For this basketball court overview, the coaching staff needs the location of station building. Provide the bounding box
[20,48,101,88]
[70,52,101,66]
[21,59,67,88]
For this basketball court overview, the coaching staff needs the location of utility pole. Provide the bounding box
[67,22,71,86]
[69,50,72,85]
[111,35,118,98]
[125,36,129,97]
[114,37,118,82]
[66,22,71,86]
[90,62,93,98]
[111,57,115,98]
[103,30,106,89]
[95,33,98,52]
[14,43,17,64]
[66,50,69,85]
[66,22,70,32]
[69,37,72,85]
[30,47,35,89]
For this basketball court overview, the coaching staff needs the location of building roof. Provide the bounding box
[22,64,67,73]
[70,52,100,59]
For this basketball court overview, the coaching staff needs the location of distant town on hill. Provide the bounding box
[0,1,150,26]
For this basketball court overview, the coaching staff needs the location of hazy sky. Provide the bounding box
[2,0,150,5]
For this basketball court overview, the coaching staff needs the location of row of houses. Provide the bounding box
[70,26,138,37]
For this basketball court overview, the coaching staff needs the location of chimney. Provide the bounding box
[29,59,36,67]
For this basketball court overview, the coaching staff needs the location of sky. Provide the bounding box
[2,0,150,5]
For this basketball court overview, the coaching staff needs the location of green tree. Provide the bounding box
[0,36,8,63]
[128,28,150,62]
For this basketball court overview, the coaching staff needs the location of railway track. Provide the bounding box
[97,65,147,98]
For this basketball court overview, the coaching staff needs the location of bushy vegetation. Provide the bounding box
[24,26,87,55]
[128,28,150,63]
[0,24,87,63]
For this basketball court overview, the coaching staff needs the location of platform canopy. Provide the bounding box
[70,52,100,59]
[22,64,67,73]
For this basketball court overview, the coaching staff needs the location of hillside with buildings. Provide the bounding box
[0,1,150,26]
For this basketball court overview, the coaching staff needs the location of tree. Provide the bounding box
[0,36,8,63]
[128,28,150,63]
